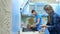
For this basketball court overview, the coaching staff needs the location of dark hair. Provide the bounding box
[31,10,35,13]
[20,8,22,10]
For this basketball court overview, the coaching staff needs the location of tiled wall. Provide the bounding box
[0,0,12,34]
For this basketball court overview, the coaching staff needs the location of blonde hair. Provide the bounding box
[44,5,53,11]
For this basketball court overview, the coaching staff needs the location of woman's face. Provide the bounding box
[45,8,53,14]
